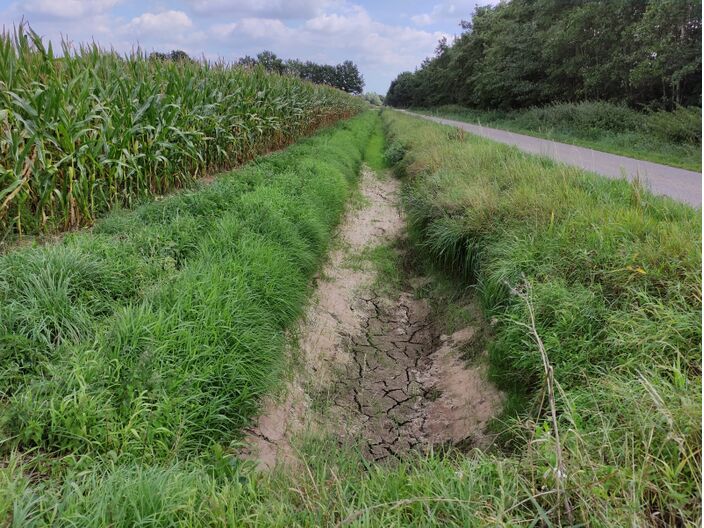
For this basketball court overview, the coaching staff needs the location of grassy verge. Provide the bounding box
[383,109,701,525]
[0,111,377,524]
[416,102,702,171]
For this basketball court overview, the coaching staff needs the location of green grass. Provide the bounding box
[363,116,388,171]
[418,102,702,171]
[383,109,701,525]
[0,111,378,524]
[1,107,700,526]
[0,26,364,239]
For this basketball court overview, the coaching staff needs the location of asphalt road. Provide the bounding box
[406,111,702,207]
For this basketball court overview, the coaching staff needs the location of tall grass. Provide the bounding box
[385,109,701,525]
[0,26,364,238]
[0,112,375,472]
[421,101,702,171]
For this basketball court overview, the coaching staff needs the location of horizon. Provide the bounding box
[0,0,498,94]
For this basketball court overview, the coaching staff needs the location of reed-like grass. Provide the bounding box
[385,109,701,525]
[0,111,375,472]
[0,26,364,238]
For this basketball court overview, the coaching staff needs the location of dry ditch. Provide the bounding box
[241,166,504,468]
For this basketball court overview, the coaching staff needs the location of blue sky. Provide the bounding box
[0,0,495,93]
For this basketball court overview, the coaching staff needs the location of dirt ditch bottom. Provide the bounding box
[242,166,504,469]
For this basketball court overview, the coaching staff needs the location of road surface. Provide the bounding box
[405,111,702,207]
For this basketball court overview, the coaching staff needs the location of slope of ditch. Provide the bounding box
[242,165,504,468]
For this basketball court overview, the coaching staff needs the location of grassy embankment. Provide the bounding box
[417,102,702,171]
[0,27,363,240]
[1,108,700,526]
[0,111,377,525]
[382,109,702,525]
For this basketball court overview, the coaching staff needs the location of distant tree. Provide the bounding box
[236,55,257,68]
[334,60,364,94]
[385,71,417,107]
[256,50,285,74]
[240,53,365,93]
[363,92,384,105]
[169,50,192,62]
[149,50,192,62]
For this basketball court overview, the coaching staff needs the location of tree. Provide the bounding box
[629,0,702,106]
[240,53,365,94]
[169,50,192,62]
[236,55,258,68]
[149,50,193,62]
[385,0,701,110]
[335,60,364,94]
[256,51,285,74]
[363,92,384,105]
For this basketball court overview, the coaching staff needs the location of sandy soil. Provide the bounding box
[241,166,503,469]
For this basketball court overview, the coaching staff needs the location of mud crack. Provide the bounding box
[241,165,504,469]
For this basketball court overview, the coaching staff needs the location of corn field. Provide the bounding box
[0,26,364,237]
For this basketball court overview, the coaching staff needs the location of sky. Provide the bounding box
[0,0,497,93]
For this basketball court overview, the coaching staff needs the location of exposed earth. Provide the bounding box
[242,165,504,468]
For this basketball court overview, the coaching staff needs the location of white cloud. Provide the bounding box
[299,5,447,69]
[213,18,293,40]
[410,0,497,27]
[125,10,193,36]
[18,0,120,19]
[185,0,328,19]
[304,5,371,34]
[410,14,433,26]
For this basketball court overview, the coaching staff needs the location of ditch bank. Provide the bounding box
[242,164,504,468]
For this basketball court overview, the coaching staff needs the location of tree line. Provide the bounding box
[150,50,364,94]
[386,0,702,110]
[237,51,364,94]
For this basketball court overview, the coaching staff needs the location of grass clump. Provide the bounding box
[0,111,377,520]
[382,109,701,525]
[420,101,702,171]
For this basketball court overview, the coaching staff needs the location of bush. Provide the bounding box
[646,106,702,144]
[383,141,406,166]
[519,101,642,133]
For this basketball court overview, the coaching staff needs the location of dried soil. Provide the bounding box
[241,166,503,469]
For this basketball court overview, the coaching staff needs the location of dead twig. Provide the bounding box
[508,278,574,526]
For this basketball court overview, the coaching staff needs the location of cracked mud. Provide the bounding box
[332,291,434,461]
[242,166,503,469]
